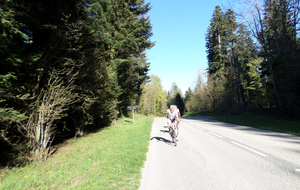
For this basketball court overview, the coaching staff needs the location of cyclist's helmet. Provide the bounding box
[170,105,176,110]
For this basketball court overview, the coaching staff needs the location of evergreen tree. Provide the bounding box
[206,6,227,77]
[173,93,185,116]
[168,82,184,114]
[184,87,193,103]
[205,6,260,113]
[262,0,300,116]
[0,0,155,162]
[86,0,154,116]
[112,0,154,115]
[205,6,227,111]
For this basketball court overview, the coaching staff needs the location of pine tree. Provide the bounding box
[206,6,227,76]
[205,7,260,113]
[262,0,300,116]
[86,0,153,116]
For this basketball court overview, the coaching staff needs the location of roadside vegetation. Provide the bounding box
[184,112,300,136]
[0,115,153,189]
[1,0,154,163]
[185,2,300,120]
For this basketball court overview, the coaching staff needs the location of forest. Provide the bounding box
[185,1,300,119]
[140,0,300,120]
[0,0,154,163]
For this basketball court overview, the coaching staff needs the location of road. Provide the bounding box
[139,117,300,190]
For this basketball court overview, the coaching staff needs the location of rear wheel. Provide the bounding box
[171,129,175,143]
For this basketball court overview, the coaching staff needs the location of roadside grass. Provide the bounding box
[183,112,300,136]
[0,114,153,190]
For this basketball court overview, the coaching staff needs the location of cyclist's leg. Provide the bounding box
[172,124,176,143]
[173,124,177,145]
[173,122,178,140]
[170,122,174,141]
[176,121,179,136]
[166,118,171,131]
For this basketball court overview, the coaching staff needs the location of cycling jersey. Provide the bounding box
[166,109,178,122]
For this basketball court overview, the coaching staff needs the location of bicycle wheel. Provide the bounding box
[172,129,175,143]
[173,129,177,146]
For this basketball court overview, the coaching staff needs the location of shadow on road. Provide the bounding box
[160,130,169,133]
[151,126,177,146]
[150,136,173,145]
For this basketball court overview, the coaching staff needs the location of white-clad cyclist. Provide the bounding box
[165,105,179,139]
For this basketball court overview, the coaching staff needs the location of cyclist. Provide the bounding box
[165,105,179,140]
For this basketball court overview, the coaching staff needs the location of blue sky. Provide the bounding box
[144,0,231,95]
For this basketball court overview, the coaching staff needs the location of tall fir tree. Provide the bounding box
[262,0,300,116]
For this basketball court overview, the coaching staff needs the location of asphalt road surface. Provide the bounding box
[139,117,300,190]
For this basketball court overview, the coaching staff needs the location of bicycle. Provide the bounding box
[169,121,177,146]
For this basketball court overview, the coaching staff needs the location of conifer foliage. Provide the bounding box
[0,0,154,162]
[187,2,300,118]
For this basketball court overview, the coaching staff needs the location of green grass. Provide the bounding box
[183,112,300,136]
[0,115,153,190]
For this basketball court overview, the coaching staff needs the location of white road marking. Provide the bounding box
[208,131,223,138]
[231,141,268,157]
[296,169,300,172]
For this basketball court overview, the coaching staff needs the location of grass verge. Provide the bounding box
[184,112,300,136]
[0,115,153,190]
